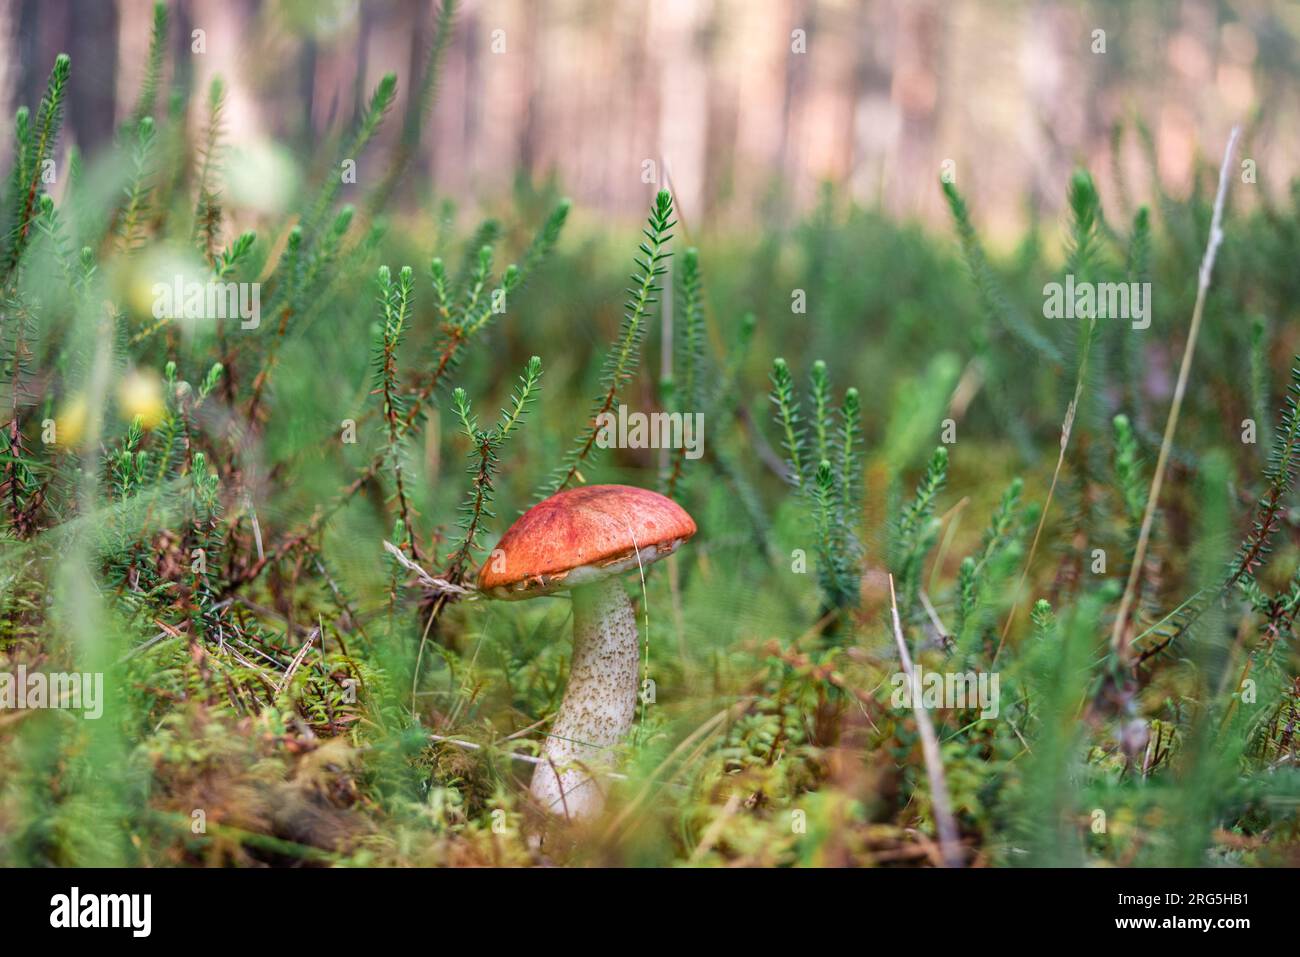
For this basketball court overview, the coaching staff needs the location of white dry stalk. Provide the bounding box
[1110,126,1241,659]
[918,589,950,644]
[246,492,265,562]
[889,574,963,868]
[382,539,476,596]
[687,791,742,864]
[947,356,985,421]
[120,630,171,662]
[274,627,320,696]
[236,636,287,670]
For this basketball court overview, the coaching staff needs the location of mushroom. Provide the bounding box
[479,484,696,818]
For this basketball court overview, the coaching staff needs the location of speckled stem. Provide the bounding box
[530,576,639,818]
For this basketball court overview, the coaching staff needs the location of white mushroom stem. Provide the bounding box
[530,576,639,819]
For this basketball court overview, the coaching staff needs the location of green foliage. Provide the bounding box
[446,356,543,583]
[673,245,706,412]
[373,265,416,551]
[1112,414,1145,526]
[368,0,458,214]
[942,177,1062,364]
[302,72,396,242]
[659,245,710,498]
[954,477,1025,655]
[890,446,949,611]
[3,53,71,276]
[126,2,168,134]
[1235,362,1300,583]
[117,117,156,252]
[767,358,862,610]
[538,189,674,498]
[768,357,808,489]
[1065,169,1101,280]
[192,77,227,259]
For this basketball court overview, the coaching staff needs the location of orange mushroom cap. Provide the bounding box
[478,484,696,599]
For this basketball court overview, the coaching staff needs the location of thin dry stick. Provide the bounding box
[274,627,320,696]
[1109,126,1241,662]
[889,574,963,868]
[382,539,476,596]
[928,495,970,596]
[246,493,265,562]
[918,589,950,641]
[687,792,742,864]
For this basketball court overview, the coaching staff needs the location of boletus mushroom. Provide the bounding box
[479,484,696,819]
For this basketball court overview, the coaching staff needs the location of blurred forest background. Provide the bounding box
[4,0,1297,239]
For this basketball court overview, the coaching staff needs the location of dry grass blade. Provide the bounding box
[274,627,321,696]
[599,701,749,843]
[1109,126,1241,661]
[382,539,476,596]
[888,574,963,867]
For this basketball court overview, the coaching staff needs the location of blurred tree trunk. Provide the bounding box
[67,0,118,156]
[169,0,195,104]
[460,6,481,183]
[403,0,429,186]
[619,3,653,212]
[700,3,734,223]
[778,0,815,219]
[298,34,317,145]
[16,0,52,110]
[847,0,894,207]
[892,0,939,218]
[352,0,372,125]
[515,0,540,176]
